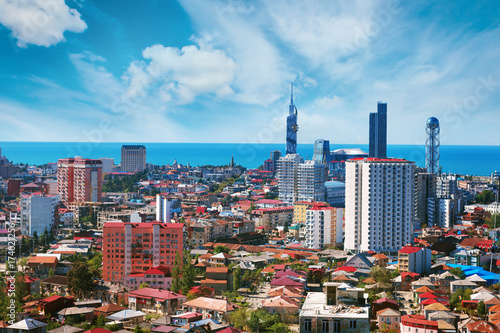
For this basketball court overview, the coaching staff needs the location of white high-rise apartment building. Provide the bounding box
[21,193,60,236]
[305,206,344,249]
[278,154,303,204]
[345,158,415,254]
[298,160,327,202]
[121,145,146,172]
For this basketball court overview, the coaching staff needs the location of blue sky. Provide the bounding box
[0,0,499,146]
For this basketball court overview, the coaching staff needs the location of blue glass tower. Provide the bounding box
[369,102,387,159]
[286,83,298,155]
[312,139,331,164]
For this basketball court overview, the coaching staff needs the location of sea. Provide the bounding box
[0,142,499,176]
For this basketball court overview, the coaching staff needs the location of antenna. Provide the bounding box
[291,82,294,105]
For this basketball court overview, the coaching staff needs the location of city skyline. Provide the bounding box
[0,1,499,146]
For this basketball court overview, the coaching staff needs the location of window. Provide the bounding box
[349,320,356,329]
[333,319,341,333]
[322,320,330,333]
[304,319,312,332]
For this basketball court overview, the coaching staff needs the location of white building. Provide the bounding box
[99,157,115,173]
[156,194,173,223]
[437,198,453,229]
[305,206,344,249]
[345,158,415,255]
[21,193,60,236]
[297,160,327,202]
[121,145,146,172]
[325,180,345,207]
[277,154,303,204]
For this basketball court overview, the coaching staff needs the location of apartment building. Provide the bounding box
[57,157,103,203]
[304,206,344,249]
[345,158,415,255]
[20,193,60,236]
[102,222,184,283]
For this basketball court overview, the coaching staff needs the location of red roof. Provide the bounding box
[399,246,422,254]
[401,315,438,328]
[83,329,112,333]
[372,298,398,305]
[335,266,357,272]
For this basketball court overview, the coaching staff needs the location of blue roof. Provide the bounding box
[446,264,500,284]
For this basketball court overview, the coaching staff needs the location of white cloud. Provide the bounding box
[315,95,343,110]
[0,0,87,47]
[124,44,236,104]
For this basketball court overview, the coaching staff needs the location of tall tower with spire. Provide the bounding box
[286,83,298,155]
[230,155,235,168]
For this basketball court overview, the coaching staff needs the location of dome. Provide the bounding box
[427,117,439,126]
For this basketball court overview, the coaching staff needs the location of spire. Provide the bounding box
[290,82,294,105]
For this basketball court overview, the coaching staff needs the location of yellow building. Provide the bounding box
[293,201,329,223]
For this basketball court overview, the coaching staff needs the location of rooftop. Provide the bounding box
[299,292,369,319]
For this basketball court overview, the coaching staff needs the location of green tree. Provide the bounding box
[139,283,149,289]
[228,308,249,330]
[171,252,182,293]
[233,267,241,291]
[477,301,486,317]
[48,268,54,277]
[370,265,392,284]
[476,190,494,204]
[67,261,94,299]
[268,323,291,333]
[181,251,196,295]
[450,267,465,279]
[214,245,230,254]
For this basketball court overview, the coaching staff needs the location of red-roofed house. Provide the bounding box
[398,246,431,275]
[400,315,438,333]
[124,265,172,290]
[128,287,186,315]
[38,295,74,317]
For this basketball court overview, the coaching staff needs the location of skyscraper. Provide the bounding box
[121,145,146,172]
[297,160,327,202]
[345,158,415,254]
[286,84,298,155]
[425,117,440,174]
[369,102,387,159]
[57,157,103,203]
[277,154,303,204]
[312,139,331,164]
[415,171,437,227]
[270,150,281,172]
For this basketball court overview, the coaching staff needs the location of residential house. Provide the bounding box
[182,297,239,322]
[400,315,438,333]
[377,308,401,332]
[299,283,369,333]
[128,288,186,316]
[38,295,74,317]
[27,256,58,279]
[7,319,47,333]
[41,276,69,295]
[261,296,300,322]
[450,280,478,294]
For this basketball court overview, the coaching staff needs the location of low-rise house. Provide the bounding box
[47,325,83,333]
[371,298,399,317]
[261,295,300,321]
[169,312,203,327]
[466,320,500,333]
[128,288,186,315]
[267,285,304,301]
[450,280,478,294]
[93,304,127,317]
[106,310,146,327]
[7,319,47,333]
[57,307,95,323]
[182,297,239,322]
[400,315,438,333]
[38,295,74,317]
[41,276,69,295]
[299,291,369,333]
[124,266,172,290]
[429,272,459,292]
[27,256,58,279]
[393,272,421,291]
[377,308,401,332]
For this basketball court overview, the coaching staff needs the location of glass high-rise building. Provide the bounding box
[369,102,387,159]
[312,139,331,164]
[286,84,298,155]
